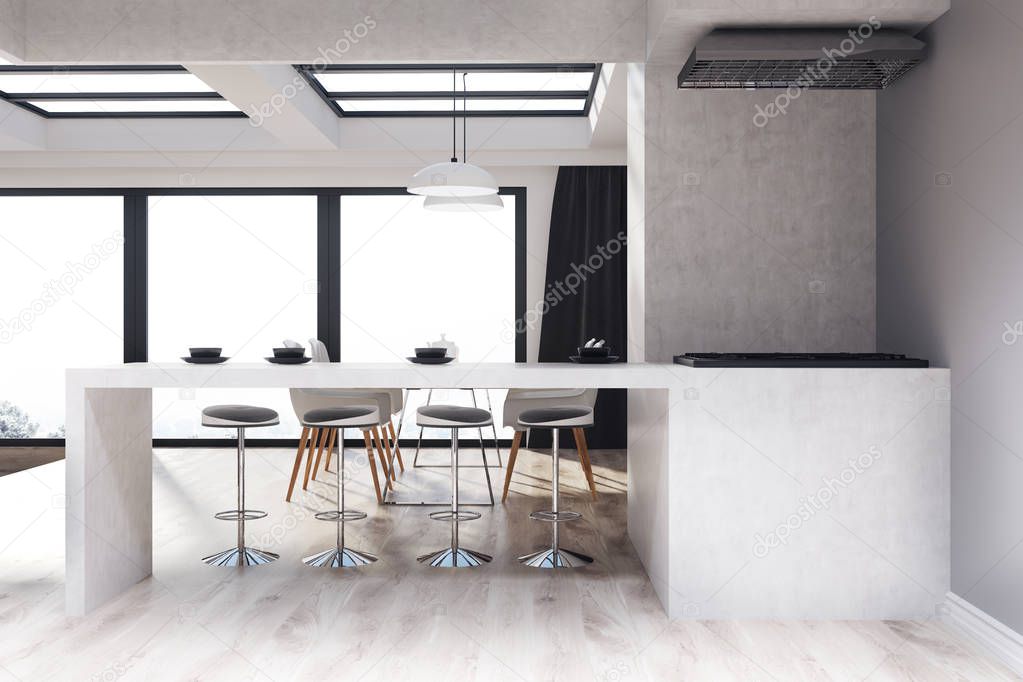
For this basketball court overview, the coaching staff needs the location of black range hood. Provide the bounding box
[678,28,927,90]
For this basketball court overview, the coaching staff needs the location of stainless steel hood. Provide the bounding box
[677,28,927,90]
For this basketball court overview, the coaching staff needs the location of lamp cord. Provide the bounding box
[451,69,457,163]
[462,72,468,163]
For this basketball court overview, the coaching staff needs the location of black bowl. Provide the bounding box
[189,347,222,358]
[578,346,611,357]
[273,347,305,358]
[414,347,447,358]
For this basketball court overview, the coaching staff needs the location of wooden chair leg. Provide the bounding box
[286,426,310,502]
[388,419,405,473]
[501,431,523,503]
[303,428,322,490]
[323,428,334,471]
[363,430,384,503]
[371,426,394,490]
[377,424,396,481]
[318,428,337,477]
[573,427,597,500]
[311,427,331,481]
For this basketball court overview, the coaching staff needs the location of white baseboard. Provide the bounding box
[942,592,1023,676]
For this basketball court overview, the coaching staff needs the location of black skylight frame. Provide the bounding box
[295,63,602,118]
[0,65,246,119]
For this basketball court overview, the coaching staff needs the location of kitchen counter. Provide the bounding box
[65,362,950,619]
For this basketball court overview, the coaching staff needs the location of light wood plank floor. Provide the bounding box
[0,445,1015,682]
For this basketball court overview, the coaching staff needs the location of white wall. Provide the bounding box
[878,0,1023,634]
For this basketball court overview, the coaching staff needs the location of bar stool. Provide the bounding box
[408,388,502,468]
[517,406,594,569]
[416,405,494,568]
[200,404,280,567]
[301,405,380,568]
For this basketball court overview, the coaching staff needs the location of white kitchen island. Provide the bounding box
[65,362,950,619]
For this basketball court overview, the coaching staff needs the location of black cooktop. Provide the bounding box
[673,353,930,368]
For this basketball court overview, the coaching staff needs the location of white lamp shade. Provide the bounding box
[407,161,499,196]
[423,194,505,212]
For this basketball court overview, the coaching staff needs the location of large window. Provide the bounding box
[0,196,124,438]
[148,195,318,439]
[0,188,523,445]
[338,192,518,437]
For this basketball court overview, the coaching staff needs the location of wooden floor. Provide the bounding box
[0,446,63,477]
[0,444,1015,682]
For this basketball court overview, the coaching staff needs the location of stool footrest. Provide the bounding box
[314,510,367,522]
[214,509,268,522]
[428,510,481,522]
[529,510,582,523]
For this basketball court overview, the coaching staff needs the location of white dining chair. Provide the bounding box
[501,388,599,501]
[281,339,406,503]
[306,338,406,478]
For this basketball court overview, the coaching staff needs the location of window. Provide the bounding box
[337,191,519,437]
[0,66,243,118]
[0,196,124,438]
[297,64,601,117]
[0,188,523,445]
[148,195,318,439]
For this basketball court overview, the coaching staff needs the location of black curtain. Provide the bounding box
[534,166,627,449]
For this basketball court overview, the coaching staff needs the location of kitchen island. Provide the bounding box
[65,362,949,619]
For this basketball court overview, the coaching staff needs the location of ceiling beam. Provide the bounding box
[589,64,627,149]
[0,99,45,150]
[185,64,338,150]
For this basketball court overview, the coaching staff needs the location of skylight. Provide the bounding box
[26,99,240,114]
[297,64,601,117]
[0,66,243,118]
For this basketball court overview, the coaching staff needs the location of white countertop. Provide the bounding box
[65,361,947,390]
[66,361,685,389]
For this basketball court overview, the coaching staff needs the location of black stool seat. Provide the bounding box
[518,406,593,428]
[202,405,279,428]
[302,406,378,427]
[417,405,493,428]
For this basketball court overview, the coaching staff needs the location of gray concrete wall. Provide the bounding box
[643,64,876,361]
[877,0,1023,633]
[0,0,25,58]
[17,0,645,62]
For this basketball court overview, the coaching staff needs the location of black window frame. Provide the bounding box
[295,63,602,118]
[0,65,245,119]
[0,186,527,448]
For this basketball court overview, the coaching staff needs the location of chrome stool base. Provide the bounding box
[303,546,377,568]
[417,546,492,568]
[202,546,280,567]
[518,546,592,569]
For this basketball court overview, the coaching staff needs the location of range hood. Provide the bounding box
[678,28,927,90]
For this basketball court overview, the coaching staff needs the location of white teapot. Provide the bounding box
[428,333,459,361]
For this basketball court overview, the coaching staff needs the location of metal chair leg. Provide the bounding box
[483,388,502,467]
[518,427,592,569]
[418,427,492,567]
[203,426,278,567]
[413,388,433,467]
[304,427,377,568]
